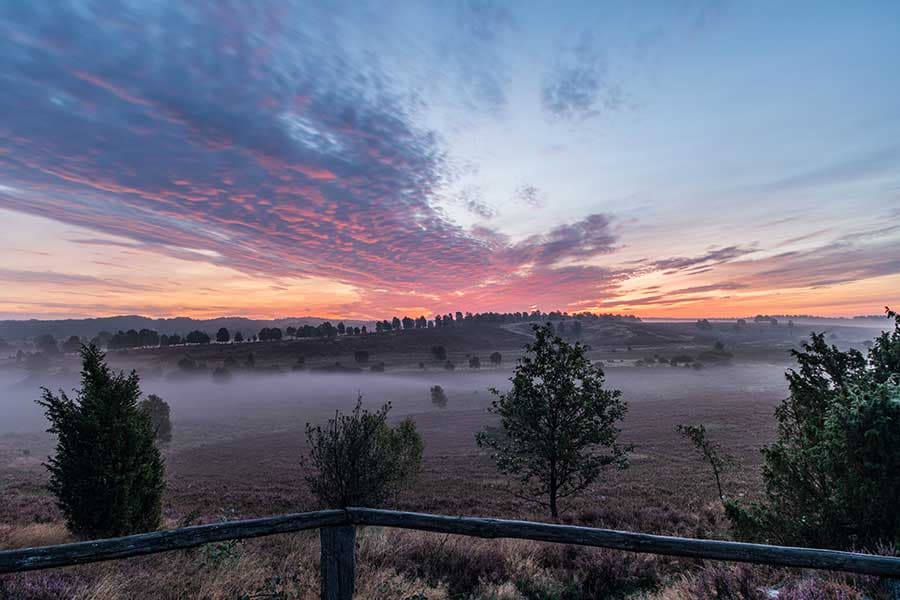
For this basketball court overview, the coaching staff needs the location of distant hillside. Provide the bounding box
[0,315,372,341]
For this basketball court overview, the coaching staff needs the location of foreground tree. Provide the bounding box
[37,345,165,537]
[476,324,630,518]
[303,397,423,507]
[726,308,900,548]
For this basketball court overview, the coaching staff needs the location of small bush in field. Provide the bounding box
[303,396,423,507]
[138,393,172,443]
[37,345,164,537]
[430,385,448,408]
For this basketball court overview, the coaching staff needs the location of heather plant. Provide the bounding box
[727,308,900,548]
[303,396,423,507]
[37,344,165,537]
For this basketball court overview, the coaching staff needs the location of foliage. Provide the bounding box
[184,330,210,344]
[476,324,630,517]
[430,385,448,408]
[430,345,447,361]
[36,345,165,537]
[61,336,82,354]
[676,424,732,500]
[469,355,481,369]
[726,308,900,548]
[215,327,230,343]
[490,351,502,367]
[303,397,423,507]
[35,333,59,354]
[138,393,172,443]
[354,350,370,364]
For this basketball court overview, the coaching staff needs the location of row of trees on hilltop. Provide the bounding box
[374,310,635,333]
[28,309,637,355]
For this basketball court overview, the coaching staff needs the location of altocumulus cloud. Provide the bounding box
[0,1,626,311]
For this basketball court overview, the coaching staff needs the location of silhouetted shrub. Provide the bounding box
[430,385,448,408]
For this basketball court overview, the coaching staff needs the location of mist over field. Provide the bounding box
[0,362,790,437]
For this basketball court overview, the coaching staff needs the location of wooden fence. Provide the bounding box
[2,507,899,599]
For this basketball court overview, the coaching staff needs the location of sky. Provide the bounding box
[1,1,899,321]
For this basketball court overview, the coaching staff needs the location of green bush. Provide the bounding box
[303,397,423,507]
[727,309,900,548]
[37,345,165,537]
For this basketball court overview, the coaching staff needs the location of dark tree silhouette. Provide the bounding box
[476,325,630,518]
[139,394,172,444]
[303,398,423,507]
[490,352,502,367]
[215,327,230,343]
[37,345,164,537]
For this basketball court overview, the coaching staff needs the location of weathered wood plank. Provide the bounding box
[0,510,348,573]
[347,508,900,578]
[2,507,898,579]
[320,525,355,600]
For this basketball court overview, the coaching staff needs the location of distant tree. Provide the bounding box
[360,326,367,335]
[139,394,172,444]
[233,331,244,343]
[185,330,210,345]
[430,345,447,361]
[401,316,414,330]
[455,311,463,323]
[303,398,423,507]
[62,336,82,354]
[469,356,481,369]
[726,308,900,548]
[216,327,230,343]
[392,317,402,331]
[370,361,386,372]
[177,356,197,371]
[476,325,630,518]
[572,321,583,338]
[354,350,370,364]
[444,361,455,371]
[695,319,713,330]
[286,326,297,338]
[245,352,256,369]
[337,322,346,335]
[212,366,232,383]
[36,333,59,355]
[787,319,795,336]
[676,424,731,501]
[714,340,725,352]
[223,355,238,368]
[430,385,448,408]
[490,352,502,367]
[90,331,113,348]
[37,345,164,537]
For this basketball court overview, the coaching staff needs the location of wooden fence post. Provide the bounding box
[320,524,355,600]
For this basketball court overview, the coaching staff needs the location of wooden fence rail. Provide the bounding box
[2,507,899,600]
